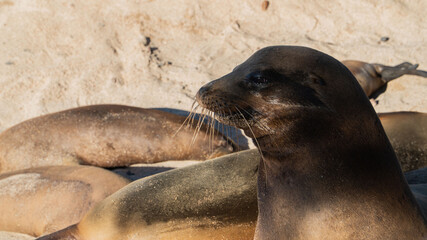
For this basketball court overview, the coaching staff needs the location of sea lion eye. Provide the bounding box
[309,73,326,86]
[247,71,269,85]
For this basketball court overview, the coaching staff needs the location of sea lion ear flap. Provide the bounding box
[308,73,326,86]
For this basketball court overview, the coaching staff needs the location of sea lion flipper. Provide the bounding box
[408,68,427,78]
[375,62,426,82]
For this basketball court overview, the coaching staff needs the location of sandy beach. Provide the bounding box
[0,0,426,132]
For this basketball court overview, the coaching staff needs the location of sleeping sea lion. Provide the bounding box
[0,105,239,173]
[0,166,129,237]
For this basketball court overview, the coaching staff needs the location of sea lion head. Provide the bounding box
[196,46,377,152]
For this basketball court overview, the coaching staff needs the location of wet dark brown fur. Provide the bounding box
[197,46,427,239]
[0,105,238,173]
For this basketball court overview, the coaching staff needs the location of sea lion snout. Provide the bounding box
[196,80,218,109]
[196,82,212,100]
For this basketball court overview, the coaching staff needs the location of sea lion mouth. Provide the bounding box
[197,95,262,128]
[199,103,274,141]
[212,107,270,139]
[215,106,258,124]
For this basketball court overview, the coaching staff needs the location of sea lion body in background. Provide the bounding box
[197,46,427,239]
[378,112,426,172]
[37,150,259,240]
[0,166,129,237]
[342,60,427,97]
[0,105,238,173]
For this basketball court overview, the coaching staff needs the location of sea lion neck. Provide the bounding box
[255,118,427,239]
[255,109,403,188]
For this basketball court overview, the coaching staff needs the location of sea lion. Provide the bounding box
[0,165,129,237]
[378,111,427,172]
[196,46,427,239]
[37,149,259,240]
[342,60,427,97]
[0,104,239,173]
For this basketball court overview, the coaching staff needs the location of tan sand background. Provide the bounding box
[0,0,426,132]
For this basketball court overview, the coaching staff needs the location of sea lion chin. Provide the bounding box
[197,45,427,239]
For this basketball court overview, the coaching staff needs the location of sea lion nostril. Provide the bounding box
[196,85,211,101]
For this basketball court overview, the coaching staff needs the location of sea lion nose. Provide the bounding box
[196,81,214,100]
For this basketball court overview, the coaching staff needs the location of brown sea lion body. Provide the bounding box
[197,46,427,239]
[0,166,129,237]
[0,105,238,173]
[379,111,427,172]
[342,60,427,97]
[37,149,259,240]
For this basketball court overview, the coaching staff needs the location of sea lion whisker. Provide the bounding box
[234,106,268,186]
[212,112,219,152]
[214,112,221,139]
[225,115,231,147]
[230,104,270,135]
[234,107,264,154]
[238,107,271,133]
[206,109,216,153]
[191,109,209,146]
[220,118,226,146]
[189,104,201,129]
[190,108,204,145]
[174,102,199,137]
[205,109,213,143]
[235,123,240,151]
[186,101,198,124]
[210,111,215,153]
[188,103,199,122]
[227,108,237,125]
[203,109,211,140]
